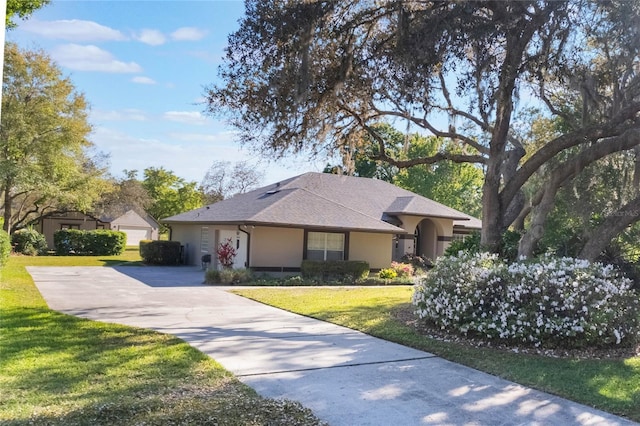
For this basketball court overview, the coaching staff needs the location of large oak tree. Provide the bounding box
[207,0,640,259]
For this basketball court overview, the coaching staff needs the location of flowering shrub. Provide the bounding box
[216,238,237,268]
[379,268,397,280]
[412,252,640,348]
[391,261,414,278]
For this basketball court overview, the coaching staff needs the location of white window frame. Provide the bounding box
[306,231,345,261]
[200,226,209,254]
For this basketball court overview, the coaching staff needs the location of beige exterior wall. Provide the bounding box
[431,217,454,255]
[170,224,202,266]
[168,224,395,272]
[250,226,304,268]
[348,232,392,270]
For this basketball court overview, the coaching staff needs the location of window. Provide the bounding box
[61,224,80,230]
[200,227,209,253]
[307,232,345,261]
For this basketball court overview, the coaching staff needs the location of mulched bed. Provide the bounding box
[391,304,640,360]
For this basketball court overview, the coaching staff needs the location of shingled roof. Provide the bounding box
[163,172,479,234]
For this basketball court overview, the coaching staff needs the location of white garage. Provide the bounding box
[110,210,160,246]
[118,227,151,246]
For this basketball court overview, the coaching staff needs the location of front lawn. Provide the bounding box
[233,287,640,422]
[0,253,323,425]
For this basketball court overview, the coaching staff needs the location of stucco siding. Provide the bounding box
[170,224,202,266]
[251,227,304,268]
[349,232,392,270]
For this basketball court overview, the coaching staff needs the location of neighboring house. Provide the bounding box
[163,172,481,273]
[39,210,159,248]
[108,210,160,246]
[39,211,110,248]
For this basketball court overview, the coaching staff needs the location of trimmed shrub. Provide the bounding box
[54,229,126,256]
[413,252,640,348]
[139,240,181,265]
[204,268,253,285]
[86,230,126,255]
[301,260,370,282]
[12,228,48,255]
[0,230,11,267]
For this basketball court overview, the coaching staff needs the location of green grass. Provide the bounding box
[234,287,640,422]
[0,251,323,425]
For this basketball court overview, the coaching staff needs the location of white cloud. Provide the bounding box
[132,76,157,85]
[91,109,148,122]
[51,44,142,73]
[163,111,208,125]
[170,27,208,41]
[168,131,237,143]
[21,19,127,42]
[91,127,250,182]
[135,29,166,46]
[91,127,324,183]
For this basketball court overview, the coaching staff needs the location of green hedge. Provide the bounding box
[54,229,126,256]
[0,230,10,267]
[139,240,181,265]
[301,260,370,282]
[11,228,47,255]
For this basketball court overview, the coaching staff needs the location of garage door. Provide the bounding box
[119,227,150,246]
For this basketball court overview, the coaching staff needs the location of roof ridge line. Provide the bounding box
[298,185,393,225]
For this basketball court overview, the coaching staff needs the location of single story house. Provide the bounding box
[109,210,160,246]
[163,172,480,273]
[39,209,159,248]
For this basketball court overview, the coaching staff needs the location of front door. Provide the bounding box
[218,230,248,269]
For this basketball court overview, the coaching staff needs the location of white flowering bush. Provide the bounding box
[412,252,640,348]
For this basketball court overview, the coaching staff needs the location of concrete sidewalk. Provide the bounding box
[28,266,637,426]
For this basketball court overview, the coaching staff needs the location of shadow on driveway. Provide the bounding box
[112,265,205,288]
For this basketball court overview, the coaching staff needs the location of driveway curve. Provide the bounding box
[28,266,637,426]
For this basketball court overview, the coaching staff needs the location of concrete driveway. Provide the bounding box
[28,266,637,426]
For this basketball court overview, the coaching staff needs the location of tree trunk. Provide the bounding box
[579,195,640,261]
[481,159,504,252]
[2,182,12,234]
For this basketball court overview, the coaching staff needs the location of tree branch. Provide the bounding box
[370,106,490,155]
[518,127,640,257]
[501,101,640,210]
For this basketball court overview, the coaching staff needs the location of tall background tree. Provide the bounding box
[1,43,107,233]
[200,160,264,204]
[207,0,640,260]
[94,170,154,220]
[142,167,203,223]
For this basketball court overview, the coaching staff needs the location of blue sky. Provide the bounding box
[7,0,323,185]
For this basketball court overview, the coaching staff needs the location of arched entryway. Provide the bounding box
[414,218,443,260]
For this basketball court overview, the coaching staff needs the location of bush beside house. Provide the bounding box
[11,228,47,255]
[139,240,181,265]
[54,229,126,256]
[301,260,370,282]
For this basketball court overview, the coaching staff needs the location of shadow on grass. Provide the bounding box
[0,307,236,424]
[99,259,144,267]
